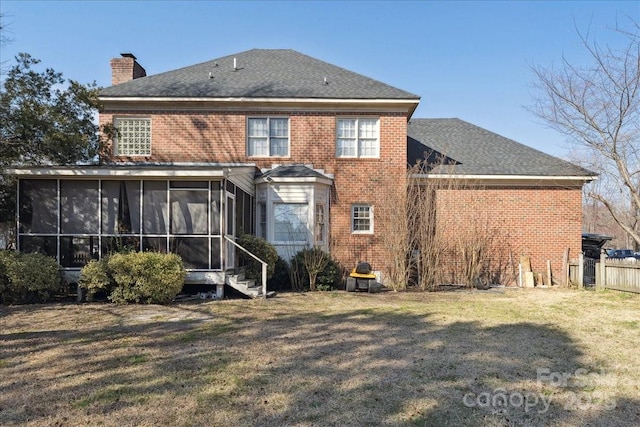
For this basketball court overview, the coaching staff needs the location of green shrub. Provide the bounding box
[291,248,341,291]
[0,250,62,304]
[267,256,291,291]
[0,251,9,296]
[237,234,279,281]
[78,258,112,302]
[79,251,185,304]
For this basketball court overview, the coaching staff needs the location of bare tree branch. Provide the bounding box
[529,17,640,248]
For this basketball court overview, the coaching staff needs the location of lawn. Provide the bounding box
[1,288,639,426]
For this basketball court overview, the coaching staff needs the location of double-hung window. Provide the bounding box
[247,117,289,157]
[352,204,373,234]
[336,118,379,158]
[114,118,151,156]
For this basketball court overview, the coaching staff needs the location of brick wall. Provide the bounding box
[100,109,408,273]
[100,108,583,285]
[434,186,583,285]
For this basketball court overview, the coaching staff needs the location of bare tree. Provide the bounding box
[530,18,640,247]
[0,13,14,66]
[369,164,411,290]
[405,156,518,290]
[407,169,444,291]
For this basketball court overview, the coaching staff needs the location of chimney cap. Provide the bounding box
[120,53,137,60]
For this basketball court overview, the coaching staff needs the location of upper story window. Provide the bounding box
[352,204,373,234]
[114,118,151,156]
[247,117,289,157]
[336,118,379,158]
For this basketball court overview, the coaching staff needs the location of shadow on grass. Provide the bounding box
[0,295,637,426]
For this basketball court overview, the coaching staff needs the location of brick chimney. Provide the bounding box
[110,53,147,85]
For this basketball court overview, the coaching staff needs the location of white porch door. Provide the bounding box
[225,192,236,269]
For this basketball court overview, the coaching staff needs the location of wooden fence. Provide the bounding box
[569,253,640,293]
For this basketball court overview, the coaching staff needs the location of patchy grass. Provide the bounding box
[1,288,639,426]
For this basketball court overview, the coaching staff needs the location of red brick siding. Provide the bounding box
[100,110,408,273]
[100,108,583,284]
[435,186,583,284]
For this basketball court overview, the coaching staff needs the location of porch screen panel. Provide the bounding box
[211,237,221,269]
[236,190,245,235]
[101,236,140,256]
[19,236,56,258]
[101,181,141,234]
[211,185,221,235]
[60,236,99,267]
[170,190,208,235]
[170,237,208,269]
[143,181,168,234]
[237,190,254,236]
[60,180,99,234]
[142,237,168,253]
[19,179,57,233]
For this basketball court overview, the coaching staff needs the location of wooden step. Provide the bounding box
[226,274,262,298]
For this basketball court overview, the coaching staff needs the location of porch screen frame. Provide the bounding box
[16,178,229,271]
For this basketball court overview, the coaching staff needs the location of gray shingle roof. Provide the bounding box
[407,118,595,177]
[100,49,420,100]
[260,164,331,180]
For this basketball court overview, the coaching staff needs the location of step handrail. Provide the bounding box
[224,236,268,298]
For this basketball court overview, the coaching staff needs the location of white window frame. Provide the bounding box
[273,203,309,244]
[258,202,267,239]
[351,204,373,234]
[114,117,151,156]
[247,117,290,157]
[336,118,379,158]
[315,203,326,244]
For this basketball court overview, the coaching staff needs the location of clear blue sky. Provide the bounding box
[1,0,638,157]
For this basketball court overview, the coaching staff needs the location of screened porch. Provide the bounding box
[12,165,256,284]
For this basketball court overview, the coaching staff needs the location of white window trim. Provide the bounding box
[336,117,380,159]
[351,204,374,234]
[258,202,267,240]
[273,202,309,244]
[113,117,152,157]
[247,116,290,158]
[315,203,326,244]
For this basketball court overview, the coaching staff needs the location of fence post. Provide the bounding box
[598,249,607,290]
[577,252,584,289]
[562,248,570,286]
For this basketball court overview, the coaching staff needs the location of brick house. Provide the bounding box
[9,49,595,295]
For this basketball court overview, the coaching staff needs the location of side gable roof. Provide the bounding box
[407,118,595,178]
[100,49,420,101]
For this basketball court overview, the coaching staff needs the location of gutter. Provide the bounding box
[410,173,598,187]
[411,174,598,181]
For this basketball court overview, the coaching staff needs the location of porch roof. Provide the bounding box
[6,163,257,179]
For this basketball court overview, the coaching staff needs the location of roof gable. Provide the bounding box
[100,49,420,101]
[407,118,595,178]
